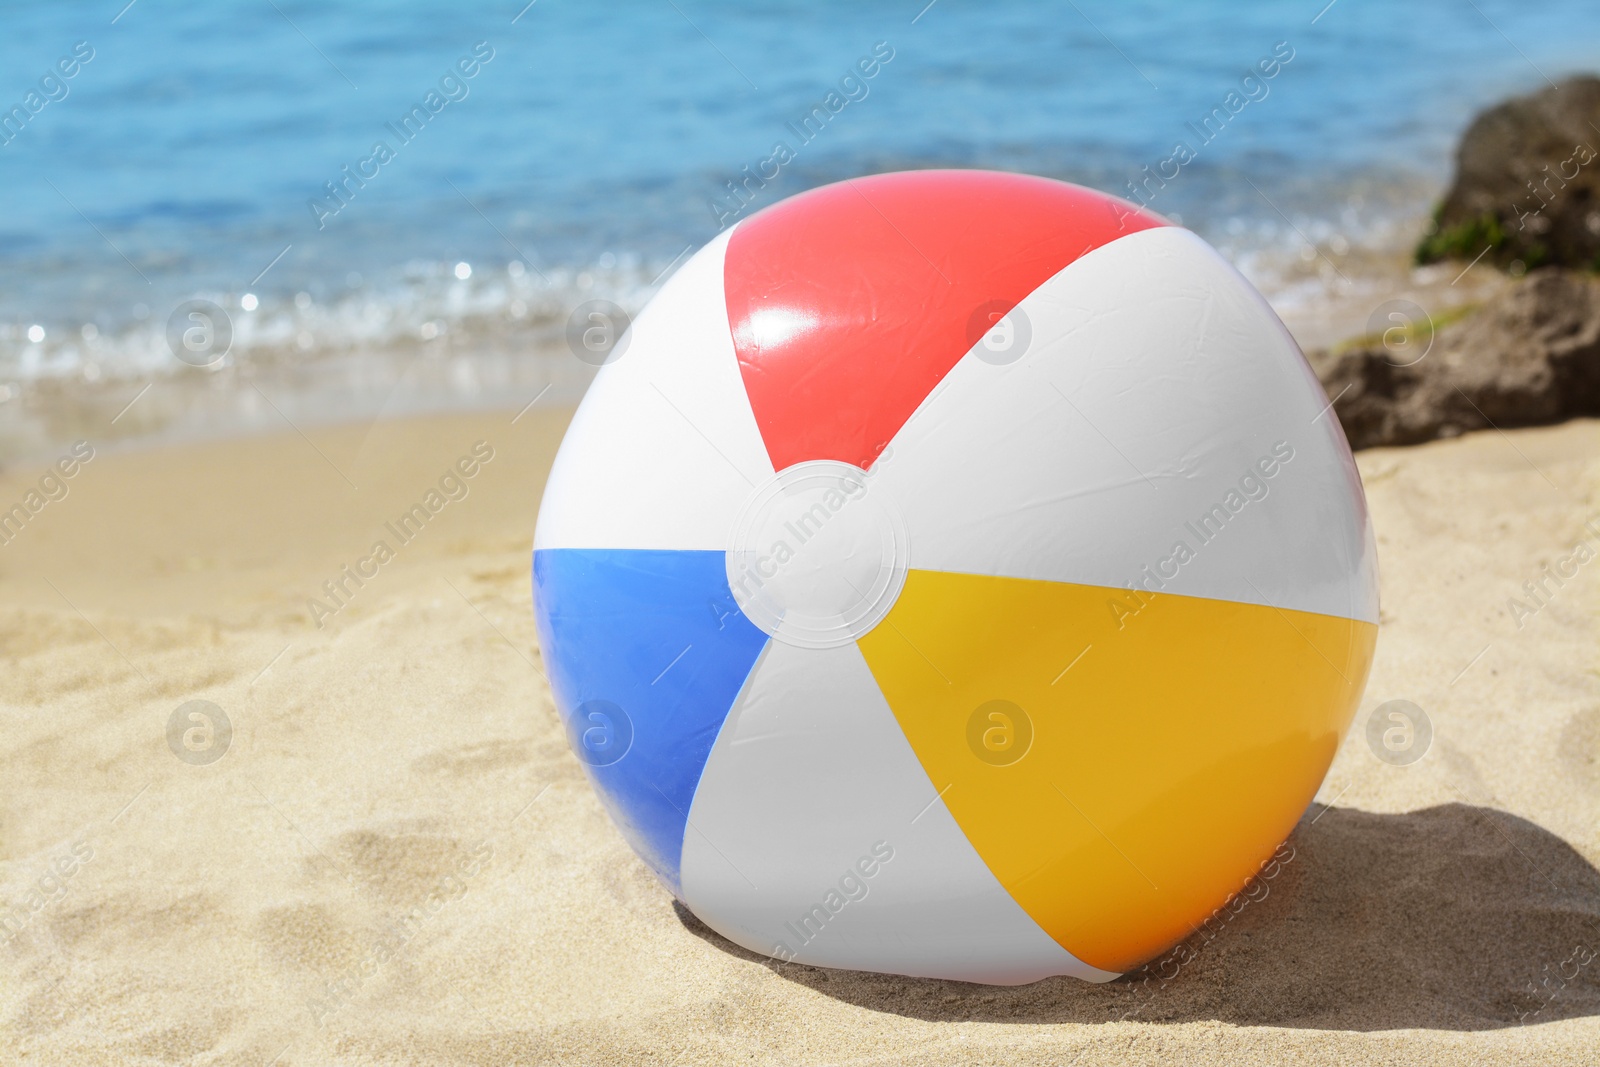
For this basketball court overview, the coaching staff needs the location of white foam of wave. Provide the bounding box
[0,251,681,389]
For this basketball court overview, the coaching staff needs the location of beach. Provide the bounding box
[7,0,1600,1060]
[2,406,1597,1065]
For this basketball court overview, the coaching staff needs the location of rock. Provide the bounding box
[1417,77,1600,271]
[1318,268,1600,449]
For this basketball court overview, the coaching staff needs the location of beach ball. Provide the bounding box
[533,170,1377,984]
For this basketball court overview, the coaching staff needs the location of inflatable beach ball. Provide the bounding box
[533,170,1377,985]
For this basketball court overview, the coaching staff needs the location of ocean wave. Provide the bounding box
[0,252,677,390]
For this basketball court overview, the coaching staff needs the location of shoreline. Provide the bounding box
[0,222,1514,471]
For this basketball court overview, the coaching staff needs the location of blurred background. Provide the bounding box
[5,0,1600,462]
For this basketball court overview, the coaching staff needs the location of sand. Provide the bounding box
[2,407,1599,1066]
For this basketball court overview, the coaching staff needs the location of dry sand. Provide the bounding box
[2,407,1599,1066]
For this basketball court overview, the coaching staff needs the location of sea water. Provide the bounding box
[2,0,1598,454]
